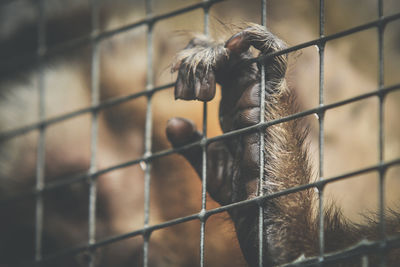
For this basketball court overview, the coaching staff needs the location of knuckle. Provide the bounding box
[234,107,260,128]
[236,83,260,109]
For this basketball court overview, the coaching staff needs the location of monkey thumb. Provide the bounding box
[166,117,201,147]
[166,117,204,177]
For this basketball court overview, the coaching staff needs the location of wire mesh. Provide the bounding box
[0,0,400,266]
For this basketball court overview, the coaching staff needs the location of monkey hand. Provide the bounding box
[166,24,400,267]
[167,24,287,206]
[166,25,312,266]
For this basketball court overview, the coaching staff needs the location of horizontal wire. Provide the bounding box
[23,157,400,266]
[1,83,399,206]
[1,12,399,141]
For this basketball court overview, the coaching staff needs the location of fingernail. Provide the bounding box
[194,78,201,98]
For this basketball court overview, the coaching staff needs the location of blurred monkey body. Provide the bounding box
[0,2,243,266]
[0,1,400,267]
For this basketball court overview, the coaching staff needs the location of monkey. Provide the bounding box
[166,24,400,266]
[1,1,399,266]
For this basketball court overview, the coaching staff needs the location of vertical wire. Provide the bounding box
[258,1,267,266]
[35,0,46,263]
[362,255,369,267]
[143,1,154,266]
[88,1,100,266]
[317,0,326,264]
[200,4,209,267]
[377,0,386,266]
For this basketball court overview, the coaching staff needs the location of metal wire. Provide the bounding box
[199,3,210,267]
[88,1,100,266]
[258,1,267,266]
[143,0,154,266]
[34,0,46,262]
[377,1,387,266]
[3,1,400,266]
[317,0,325,264]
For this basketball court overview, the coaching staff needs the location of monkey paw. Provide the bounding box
[167,24,287,206]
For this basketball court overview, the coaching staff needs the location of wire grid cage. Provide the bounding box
[0,0,400,266]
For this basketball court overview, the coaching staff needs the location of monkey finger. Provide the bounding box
[240,133,260,180]
[236,82,261,109]
[166,117,201,147]
[225,31,251,55]
[233,83,261,129]
[166,117,203,174]
[166,117,234,205]
[241,25,288,81]
[205,141,236,205]
[233,107,260,129]
[175,68,196,100]
[194,71,216,101]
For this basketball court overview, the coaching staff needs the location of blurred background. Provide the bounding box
[0,0,399,265]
